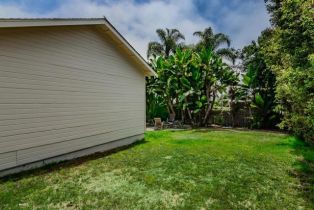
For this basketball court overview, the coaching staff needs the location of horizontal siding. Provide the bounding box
[0,64,143,86]
[0,26,145,170]
[0,110,143,127]
[0,27,141,79]
[0,107,144,120]
[0,55,142,84]
[17,127,143,165]
[0,113,143,137]
[0,152,16,170]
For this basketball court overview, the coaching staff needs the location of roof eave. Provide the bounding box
[0,18,105,28]
[101,18,157,77]
[0,18,157,77]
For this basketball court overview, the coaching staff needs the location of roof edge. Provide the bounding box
[0,18,105,28]
[101,17,156,77]
[0,18,156,77]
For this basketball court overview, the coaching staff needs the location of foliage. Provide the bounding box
[146,48,237,126]
[147,0,314,135]
[227,82,249,127]
[262,0,314,142]
[241,32,281,129]
[146,80,168,121]
[147,28,185,59]
[193,27,237,63]
[146,27,243,127]
[1,130,313,209]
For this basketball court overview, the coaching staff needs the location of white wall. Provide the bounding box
[0,25,145,170]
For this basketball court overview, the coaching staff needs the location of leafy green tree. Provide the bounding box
[198,48,238,125]
[147,47,237,126]
[227,78,247,128]
[241,30,280,129]
[147,28,185,59]
[146,76,168,121]
[147,56,177,117]
[262,0,314,143]
[193,27,230,49]
[193,27,237,62]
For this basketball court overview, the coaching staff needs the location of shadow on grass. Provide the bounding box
[290,139,314,207]
[0,139,148,182]
[191,127,287,134]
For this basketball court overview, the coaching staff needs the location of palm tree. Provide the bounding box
[193,27,236,63]
[147,28,185,59]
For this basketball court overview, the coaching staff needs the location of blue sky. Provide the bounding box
[0,0,270,57]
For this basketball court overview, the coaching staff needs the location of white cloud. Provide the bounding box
[0,0,270,57]
[49,0,211,57]
[218,0,270,49]
[0,4,34,17]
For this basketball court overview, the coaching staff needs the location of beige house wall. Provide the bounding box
[0,25,146,172]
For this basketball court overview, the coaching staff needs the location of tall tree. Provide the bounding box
[147,28,185,59]
[241,30,280,129]
[193,27,236,62]
[147,48,236,126]
[262,0,314,143]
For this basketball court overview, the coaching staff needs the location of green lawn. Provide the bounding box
[1,129,313,210]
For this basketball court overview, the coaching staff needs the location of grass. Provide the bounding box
[0,129,313,210]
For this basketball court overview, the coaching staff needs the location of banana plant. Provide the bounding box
[147,47,237,126]
[199,48,238,125]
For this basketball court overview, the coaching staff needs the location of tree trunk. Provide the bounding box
[181,109,185,123]
[229,87,236,128]
[210,93,216,112]
[202,86,212,125]
[168,99,175,115]
[184,98,193,125]
[166,104,170,116]
[187,108,193,125]
[198,111,202,127]
[203,91,216,125]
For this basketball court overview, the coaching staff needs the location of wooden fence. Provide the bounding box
[208,109,252,128]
